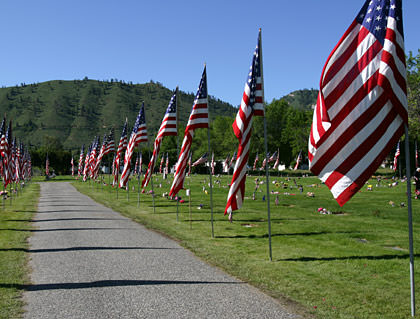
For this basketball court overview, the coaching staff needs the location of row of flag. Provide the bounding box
[74,0,408,214]
[0,117,32,187]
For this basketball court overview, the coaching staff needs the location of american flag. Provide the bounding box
[308,0,407,206]
[0,117,6,158]
[78,145,85,177]
[229,151,237,169]
[268,151,277,163]
[45,154,50,177]
[89,137,100,179]
[169,68,208,197]
[113,119,128,186]
[159,155,164,174]
[71,156,74,177]
[253,153,259,170]
[393,141,400,172]
[192,153,208,167]
[294,150,302,170]
[104,128,115,155]
[261,153,268,170]
[3,121,13,186]
[16,143,23,181]
[93,134,107,179]
[225,29,264,219]
[223,154,230,172]
[273,150,280,170]
[165,153,169,175]
[83,144,92,182]
[120,103,148,188]
[134,154,139,175]
[142,90,177,189]
[11,138,16,182]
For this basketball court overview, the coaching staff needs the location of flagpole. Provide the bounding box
[404,125,415,317]
[205,64,214,238]
[259,28,272,261]
[175,86,180,222]
[137,150,141,208]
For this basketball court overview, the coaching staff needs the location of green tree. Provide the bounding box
[407,50,420,139]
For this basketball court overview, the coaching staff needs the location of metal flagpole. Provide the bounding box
[205,65,214,238]
[148,149,156,213]
[175,86,180,222]
[137,151,140,208]
[259,28,272,261]
[404,125,415,317]
[188,176,192,230]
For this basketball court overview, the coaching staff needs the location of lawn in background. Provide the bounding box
[72,172,419,319]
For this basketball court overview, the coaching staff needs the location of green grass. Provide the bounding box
[72,173,420,318]
[0,182,40,319]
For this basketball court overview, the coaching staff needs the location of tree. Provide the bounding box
[407,50,420,139]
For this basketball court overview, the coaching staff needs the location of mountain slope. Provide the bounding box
[0,79,236,150]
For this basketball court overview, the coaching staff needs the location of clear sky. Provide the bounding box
[0,0,418,107]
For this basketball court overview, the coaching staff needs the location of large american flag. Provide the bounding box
[120,103,148,188]
[169,68,208,197]
[225,30,264,219]
[308,0,407,206]
[112,120,128,187]
[142,90,178,189]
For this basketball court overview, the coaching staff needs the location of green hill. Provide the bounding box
[280,88,318,111]
[0,79,236,150]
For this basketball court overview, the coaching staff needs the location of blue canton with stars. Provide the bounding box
[355,0,403,46]
[193,67,207,107]
[247,34,261,110]
[166,91,177,114]
[132,102,146,134]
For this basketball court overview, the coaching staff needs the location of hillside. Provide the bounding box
[281,88,318,111]
[0,79,236,150]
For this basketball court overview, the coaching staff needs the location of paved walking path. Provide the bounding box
[24,182,298,318]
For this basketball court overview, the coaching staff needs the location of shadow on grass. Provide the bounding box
[0,246,179,253]
[5,218,127,223]
[1,279,241,291]
[0,227,137,232]
[277,254,420,262]
[215,231,356,239]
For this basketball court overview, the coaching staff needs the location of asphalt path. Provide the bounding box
[24,182,299,318]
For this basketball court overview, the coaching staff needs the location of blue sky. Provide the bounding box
[0,0,418,106]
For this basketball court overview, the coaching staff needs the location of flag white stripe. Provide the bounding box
[323,34,377,97]
[318,99,392,180]
[328,53,382,120]
[322,24,363,83]
[312,86,383,167]
[330,115,403,198]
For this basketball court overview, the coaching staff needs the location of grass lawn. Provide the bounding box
[72,172,420,319]
[0,182,39,319]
